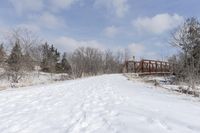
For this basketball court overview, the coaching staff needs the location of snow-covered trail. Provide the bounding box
[0,74,200,133]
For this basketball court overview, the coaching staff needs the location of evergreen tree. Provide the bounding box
[61,52,71,73]
[41,42,50,72]
[41,43,61,73]
[7,41,23,83]
[0,43,6,66]
[55,49,60,63]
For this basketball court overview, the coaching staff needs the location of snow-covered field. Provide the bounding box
[0,74,200,133]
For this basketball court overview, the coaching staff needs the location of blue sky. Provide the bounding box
[0,0,199,60]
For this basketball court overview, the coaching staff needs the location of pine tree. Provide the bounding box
[7,41,23,83]
[0,43,6,66]
[41,42,50,72]
[61,52,71,73]
[41,43,61,73]
[55,49,60,63]
[49,44,58,73]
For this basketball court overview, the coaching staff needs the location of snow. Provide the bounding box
[0,74,200,133]
[0,71,71,90]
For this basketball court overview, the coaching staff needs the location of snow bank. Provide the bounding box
[124,73,200,97]
[0,71,71,90]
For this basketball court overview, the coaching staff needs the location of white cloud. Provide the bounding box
[26,12,65,30]
[9,0,44,15]
[0,26,9,35]
[127,43,158,60]
[133,13,184,34]
[104,26,119,37]
[0,26,9,41]
[128,43,145,59]
[9,0,78,15]
[54,36,105,52]
[50,0,78,11]
[16,24,40,33]
[38,12,65,29]
[94,0,129,18]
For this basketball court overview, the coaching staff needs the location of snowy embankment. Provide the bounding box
[0,74,200,133]
[0,71,71,90]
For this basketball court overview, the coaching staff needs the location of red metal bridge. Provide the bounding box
[124,59,173,75]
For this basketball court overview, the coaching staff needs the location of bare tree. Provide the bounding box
[7,28,40,52]
[171,17,200,91]
[103,50,121,73]
[6,28,42,67]
[2,28,43,83]
[124,48,130,61]
[84,47,103,75]
[69,47,102,77]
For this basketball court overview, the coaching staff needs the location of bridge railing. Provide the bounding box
[124,59,173,75]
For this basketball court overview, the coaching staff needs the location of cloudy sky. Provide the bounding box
[0,0,199,59]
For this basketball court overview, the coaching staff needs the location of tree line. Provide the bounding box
[0,29,124,83]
